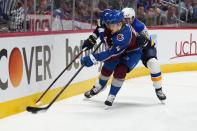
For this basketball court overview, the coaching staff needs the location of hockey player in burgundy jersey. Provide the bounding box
[81,10,142,108]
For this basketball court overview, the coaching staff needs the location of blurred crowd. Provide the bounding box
[55,0,197,26]
[0,0,197,32]
[136,0,197,26]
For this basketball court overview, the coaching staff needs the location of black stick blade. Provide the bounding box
[26,106,47,114]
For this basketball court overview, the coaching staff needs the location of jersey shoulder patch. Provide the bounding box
[116,34,124,41]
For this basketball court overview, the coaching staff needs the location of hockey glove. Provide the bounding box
[80,54,98,67]
[136,33,149,48]
[82,35,97,51]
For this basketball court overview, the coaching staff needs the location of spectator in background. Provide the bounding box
[192,0,197,21]
[107,0,123,10]
[165,4,178,25]
[146,6,155,26]
[160,0,173,11]
[137,0,149,11]
[60,0,72,19]
[91,7,101,25]
[147,0,162,6]
[9,1,25,31]
[180,0,193,22]
[0,0,15,18]
[26,0,34,14]
[36,0,51,14]
[0,1,8,31]
[52,9,63,31]
[155,7,168,25]
[136,3,146,24]
[162,0,176,3]
[75,1,91,22]
[0,2,6,22]
[97,0,109,10]
[122,0,136,8]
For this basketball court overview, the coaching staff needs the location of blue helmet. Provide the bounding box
[100,9,111,25]
[103,10,124,24]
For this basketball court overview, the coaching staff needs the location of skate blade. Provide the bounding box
[160,100,166,104]
[104,105,112,110]
[83,97,91,101]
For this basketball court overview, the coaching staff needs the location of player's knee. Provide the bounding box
[113,64,127,79]
[147,58,160,73]
[101,67,113,77]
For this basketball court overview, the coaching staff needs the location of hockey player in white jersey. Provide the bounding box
[122,7,166,101]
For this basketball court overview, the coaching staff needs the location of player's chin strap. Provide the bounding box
[26,42,102,114]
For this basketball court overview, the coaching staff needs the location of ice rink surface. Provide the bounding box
[0,71,197,131]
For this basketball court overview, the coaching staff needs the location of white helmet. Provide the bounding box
[122,7,135,19]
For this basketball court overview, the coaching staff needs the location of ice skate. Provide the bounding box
[104,94,116,109]
[155,88,166,103]
[84,85,106,99]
